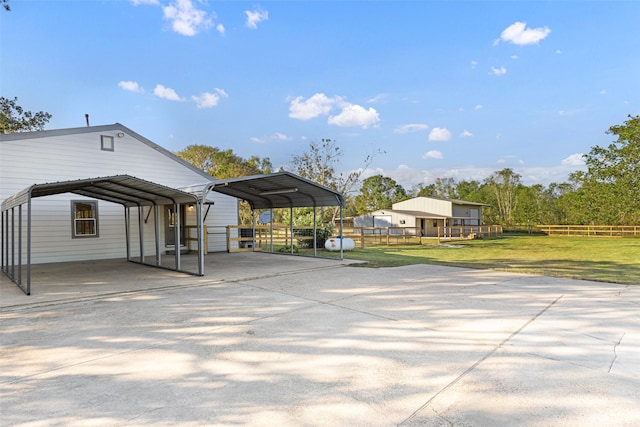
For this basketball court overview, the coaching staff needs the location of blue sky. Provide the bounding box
[2,0,639,191]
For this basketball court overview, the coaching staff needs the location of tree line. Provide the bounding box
[2,97,638,226]
[175,115,639,227]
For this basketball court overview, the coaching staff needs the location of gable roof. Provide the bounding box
[0,123,215,182]
[1,175,198,211]
[206,172,345,209]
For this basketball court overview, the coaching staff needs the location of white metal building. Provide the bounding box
[354,197,487,237]
[0,123,237,262]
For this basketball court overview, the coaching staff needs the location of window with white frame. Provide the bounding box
[71,200,99,238]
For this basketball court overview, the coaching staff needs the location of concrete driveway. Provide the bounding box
[1,252,639,426]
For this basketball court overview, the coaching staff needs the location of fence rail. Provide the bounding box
[342,225,503,246]
[226,225,319,252]
[537,225,640,237]
[226,224,505,251]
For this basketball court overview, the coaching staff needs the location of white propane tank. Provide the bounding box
[325,236,355,251]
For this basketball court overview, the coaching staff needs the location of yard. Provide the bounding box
[322,235,640,285]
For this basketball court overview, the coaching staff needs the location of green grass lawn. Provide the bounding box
[319,235,640,285]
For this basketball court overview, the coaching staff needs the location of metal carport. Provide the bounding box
[204,171,346,258]
[1,175,204,295]
[1,172,346,296]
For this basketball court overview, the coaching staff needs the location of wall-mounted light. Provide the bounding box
[187,204,195,210]
[259,187,298,196]
[117,132,125,138]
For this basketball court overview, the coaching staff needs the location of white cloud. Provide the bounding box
[490,66,507,76]
[130,0,159,5]
[245,8,269,29]
[118,81,143,93]
[555,50,562,55]
[511,55,519,59]
[428,127,452,141]
[251,132,293,143]
[288,93,339,120]
[289,92,380,128]
[497,21,551,46]
[460,130,473,137]
[192,88,228,108]
[474,104,483,110]
[395,123,428,134]
[600,89,607,95]
[154,84,184,101]
[470,60,478,68]
[561,153,585,166]
[367,93,390,104]
[423,150,443,159]
[377,161,584,191]
[163,0,213,36]
[328,104,380,128]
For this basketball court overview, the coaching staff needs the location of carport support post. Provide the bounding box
[339,204,344,260]
[154,205,161,266]
[11,207,14,279]
[18,205,22,285]
[313,207,317,257]
[174,203,180,270]
[26,196,31,295]
[124,206,131,261]
[269,208,273,253]
[196,200,204,275]
[138,205,144,264]
[251,210,256,252]
[290,206,294,254]
[1,210,4,272]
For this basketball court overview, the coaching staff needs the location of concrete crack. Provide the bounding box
[398,294,563,426]
[608,332,625,373]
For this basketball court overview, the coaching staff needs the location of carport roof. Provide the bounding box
[1,175,199,211]
[206,171,345,209]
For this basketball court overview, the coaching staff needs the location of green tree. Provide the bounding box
[483,168,522,225]
[290,138,377,223]
[432,177,458,199]
[578,115,640,224]
[176,145,272,179]
[1,97,52,133]
[353,175,408,214]
[512,184,543,227]
[2,0,10,12]
[455,180,483,202]
[176,144,272,225]
[414,183,437,198]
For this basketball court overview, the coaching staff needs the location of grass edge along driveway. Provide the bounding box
[334,235,640,285]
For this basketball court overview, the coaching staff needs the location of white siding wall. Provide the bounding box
[1,127,238,263]
[353,210,417,228]
[392,197,452,217]
[452,204,472,218]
